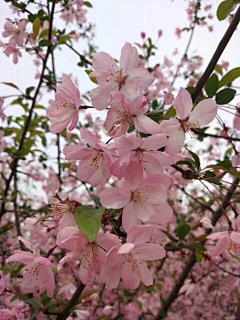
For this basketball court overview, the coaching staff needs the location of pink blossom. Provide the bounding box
[89,42,155,110]
[4,43,22,64]
[0,271,5,295]
[104,91,160,137]
[64,128,114,185]
[175,28,182,38]
[158,30,163,37]
[141,32,146,38]
[100,225,166,290]
[233,104,240,130]
[101,162,171,231]
[46,74,81,133]
[111,134,172,180]
[207,217,240,259]
[6,237,56,298]
[159,88,217,155]
[2,19,27,47]
[57,227,121,285]
[0,308,25,320]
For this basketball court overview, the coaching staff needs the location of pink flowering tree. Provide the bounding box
[1,0,240,319]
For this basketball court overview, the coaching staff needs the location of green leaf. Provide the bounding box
[217,0,236,21]
[91,194,102,207]
[23,298,42,308]
[205,74,219,97]
[33,17,41,36]
[58,35,71,44]
[85,70,97,84]
[186,148,201,170]
[215,64,223,75]
[206,159,232,170]
[161,229,179,243]
[219,67,240,88]
[75,206,105,242]
[215,88,236,105]
[228,167,240,179]
[39,39,52,47]
[2,82,19,90]
[175,224,191,241]
[84,1,93,7]
[164,106,176,117]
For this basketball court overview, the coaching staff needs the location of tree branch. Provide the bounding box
[191,6,240,102]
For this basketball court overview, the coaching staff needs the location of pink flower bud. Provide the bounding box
[158,30,163,37]
[141,32,146,39]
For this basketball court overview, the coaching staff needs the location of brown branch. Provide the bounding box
[0,0,56,220]
[191,6,240,102]
[56,282,85,320]
[155,176,239,320]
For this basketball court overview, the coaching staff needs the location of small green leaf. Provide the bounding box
[228,167,240,179]
[58,35,71,44]
[186,148,201,170]
[205,74,219,97]
[2,82,19,90]
[84,1,93,7]
[164,106,176,117]
[75,206,105,242]
[23,298,42,308]
[39,39,52,47]
[217,0,236,21]
[215,64,223,75]
[215,88,236,105]
[91,194,102,207]
[206,159,232,170]
[33,17,41,36]
[175,224,191,241]
[161,229,179,243]
[219,67,240,88]
[85,70,97,84]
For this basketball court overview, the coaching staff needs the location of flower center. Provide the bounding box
[57,99,75,110]
[25,263,42,282]
[178,117,200,133]
[116,70,127,90]
[123,253,140,272]
[131,188,148,204]
[228,239,240,254]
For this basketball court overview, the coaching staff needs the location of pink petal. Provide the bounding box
[127,68,155,91]
[189,98,217,126]
[134,243,166,260]
[128,95,148,115]
[138,261,153,286]
[96,233,122,251]
[43,266,55,298]
[127,225,153,245]
[165,130,185,156]
[122,201,139,232]
[124,161,143,190]
[151,202,173,224]
[141,153,163,176]
[173,87,192,120]
[207,231,228,240]
[140,134,168,151]
[230,232,240,244]
[92,52,118,72]
[135,115,160,134]
[118,243,135,254]
[159,118,180,135]
[121,260,141,289]
[233,113,240,130]
[210,237,228,257]
[90,82,118,110]
[68,111,79,131]
[120,42,139,75]
[100,188,130,209]
[81,128,99,148]
[50,118,71,133]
